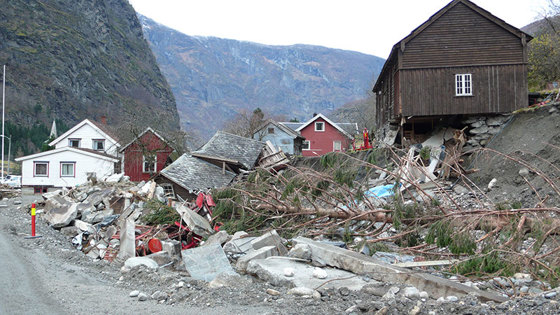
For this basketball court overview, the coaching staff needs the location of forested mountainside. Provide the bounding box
[139,15,384,138]
[0,0,180,156]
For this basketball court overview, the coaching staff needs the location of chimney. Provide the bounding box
[100,115,107,125]
[313,113,317,118]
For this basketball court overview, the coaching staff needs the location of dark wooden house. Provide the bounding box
[373,0,532,139]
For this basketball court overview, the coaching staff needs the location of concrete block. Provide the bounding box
[117,218,136,261]
[161,240,181,257]
[204,230,231,247]
[250,230,288,255]
[223,237,256,255]
[236,246,279,272]
[74,219,97,234]
[288,243,312,260]
[293,237,506,303]
[44,203,79,228]
[181,243,236,282]
[176,205,214,238]
[146,251,173,267]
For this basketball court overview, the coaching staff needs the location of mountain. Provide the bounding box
[138,15,385,138]
[0,0,180,156]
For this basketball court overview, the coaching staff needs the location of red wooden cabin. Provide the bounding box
[295,113,357,157]
[120,127,175,182]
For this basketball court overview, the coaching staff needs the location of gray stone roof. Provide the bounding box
[160,154,236,193]
[193,131,265,169]
[280,122,304,131]
[337,123,359,136]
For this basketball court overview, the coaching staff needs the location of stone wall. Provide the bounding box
[462,114,512,152]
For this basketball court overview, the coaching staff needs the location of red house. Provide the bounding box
[120,127,175,182]
[293,114,357,157]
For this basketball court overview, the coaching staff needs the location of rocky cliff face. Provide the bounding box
[0,0,180,151]
[139,15,384,138]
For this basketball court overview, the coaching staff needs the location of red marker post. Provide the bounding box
[31,203,36,237]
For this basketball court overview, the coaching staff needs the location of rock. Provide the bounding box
[518,168,530,176]
[284,267,295,277]
[487,178,498,190]
[124,257,159,270]
[105,173,124,183]
[129,290,140,297]
[312,267,328,279]
[266,288,281,296]
[161,240,181,257]
[60,226,80,237]
[403,286,420,299]
[208,273,246,288]
[288,243,312,260]
[223,237,256,256]
[419,291,429,299]
[287,287,319,298]
[545,292,557,299]
[382,286,400,300]
[409,305,421,315]
[146,251,173,267]
[204,230,231,247]
[231,231,249,241]
[520,286,529,293]
[453,184,469,195]
[362,284,389,297]
[446,296,458,302]
[470,120,485,128]
[138,293,148,301]
[151,290,167,301]
[470,125,489,135]
[339,287,350,296]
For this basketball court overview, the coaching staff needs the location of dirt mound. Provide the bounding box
[469,104,560,207]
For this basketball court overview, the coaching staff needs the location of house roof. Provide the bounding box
[279,122,304,131]
[293,113,355,139]
[193,131,265,169]
[15,147,119,162]
[254,119,302,139]
[373,0,533,92]
[49,119,121,147]
[159,154,236,193]
[119,127,174,153]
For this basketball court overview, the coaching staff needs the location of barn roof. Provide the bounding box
[192,131,265,170]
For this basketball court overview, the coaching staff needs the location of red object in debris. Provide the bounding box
[31,203,36,237]
[148,238,162,253]
[205,194,216,207]
[196,193,204,209]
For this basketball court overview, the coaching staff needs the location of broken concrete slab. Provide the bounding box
[293,237,506,303]
[176,205,214,238]
[246,258,368,291]
[288,243,312,261]
[60,226,80,237]
[236,245,280,272]
[251,230,288,255]
[146,251,173,267]
[223,237,256,256]
[161,240,181,257]
[44,203,79,228]
[203,230,231,247]
[74,219,97,234]
[117,218,136,261]
[181,243,236,282]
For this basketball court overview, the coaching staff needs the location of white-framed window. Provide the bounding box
[68,138,81,148]
[143,155,157,173]
[267,127,275,134]
[161,183,175,198]
[34,162,49,177]
[333,140,342,151]
[92,139,105,151]
[302,140,310,151]
[60,162,75,177]
[315,121,325,132]
[455,73,472,96]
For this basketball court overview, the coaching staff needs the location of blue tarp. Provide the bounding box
[364,184,398,199]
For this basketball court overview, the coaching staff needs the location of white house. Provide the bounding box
[15,119,121,193]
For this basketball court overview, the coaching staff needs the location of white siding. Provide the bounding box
[54,123,119,156]
[20,150,115,188]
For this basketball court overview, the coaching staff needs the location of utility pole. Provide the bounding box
[1,65,5,181]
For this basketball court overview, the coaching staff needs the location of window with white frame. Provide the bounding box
[161,183,175,198]
[60,162,75,177]
[34,162,49,177]
[68,138,81,148]
[143,154,157,173]
[315,121,325,132]
[333,140,342,151]
[92,139,105,151]
[455,74,472,96]
[267,127,275,134]
[302,140,310,150]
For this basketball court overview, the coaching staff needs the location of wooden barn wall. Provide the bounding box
[400,64,527,116]
[402,2,524,68]
[376,62,398,127]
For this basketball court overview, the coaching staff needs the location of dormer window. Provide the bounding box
[68,138,80,148]
[93,139,105,151]
[315,122,325,132]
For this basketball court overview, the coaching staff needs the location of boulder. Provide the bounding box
[44,203,79,228]
[124,256,159,269]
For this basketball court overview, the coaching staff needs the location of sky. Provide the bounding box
[129,0,548,59]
